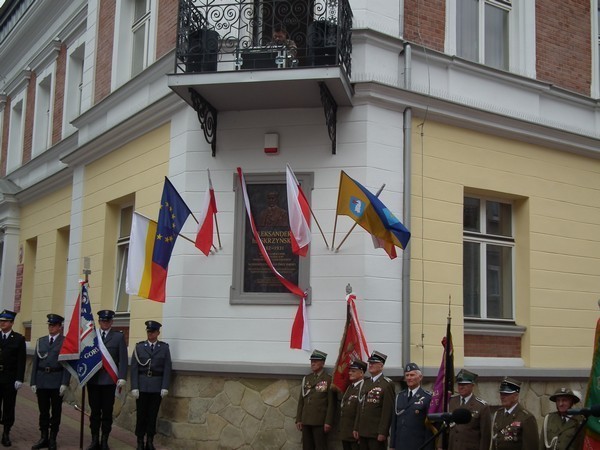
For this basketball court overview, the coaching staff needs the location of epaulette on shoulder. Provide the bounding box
[161,341,169,346]
[423,389,433,396]
[450,393,460,399]
[474,396,488,405]
[137,341,145,345]
[384,376,393,383]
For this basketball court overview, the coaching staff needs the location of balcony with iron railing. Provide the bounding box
[168,0,354,155]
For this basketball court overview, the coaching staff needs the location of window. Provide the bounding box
[456,0,510,70]
[7,92,25,173]
[115,205,133,312]
[32,70,54,156]
[131,0,151,76]
[63,41,85,136]
[463,196,514,320]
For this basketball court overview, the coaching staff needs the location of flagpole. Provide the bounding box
[287,164,329,249]
[80,263,91,450]
[334,184,385,253]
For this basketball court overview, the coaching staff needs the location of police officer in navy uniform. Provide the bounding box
[390,362,434,450]
[338,359,367,450]
[131,321,172,450]
[296,350,336,450]
[354,351,395,450]
[447,369,491,450]
[30,314,71,450]
[86,310,128,450]
[491,377,539,450]
[0,309,26,447]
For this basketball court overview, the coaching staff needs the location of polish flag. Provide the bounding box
[286,165,311,256]
[237,167,310,350]
[195,170,218,256]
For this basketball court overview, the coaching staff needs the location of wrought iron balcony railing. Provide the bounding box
[175,0,352,77]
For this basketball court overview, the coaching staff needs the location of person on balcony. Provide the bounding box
[271,25,297,66]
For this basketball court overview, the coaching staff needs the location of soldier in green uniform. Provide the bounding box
[354,351,395,450]
[540,387,585,450]
[338,359,367,450]
[296,350,335,450]
[491,377,539,450]
[448,369,491,450]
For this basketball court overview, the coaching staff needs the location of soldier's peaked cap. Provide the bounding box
[310,349,327,361]
[0,310,17,321]
[368,351,387,364]
[46,314,64,325]
[456,369,478,384]
[97,310,115,320]
[499,377,521,394]
[349,359,368,372]
[145,320,162,331]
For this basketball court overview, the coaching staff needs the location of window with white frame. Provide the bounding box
[463,196,514,320]
[32,70,54,156]
[7,92,25,173]
[456,0,510,70]
[113,0,156,87]
[63,41,85,136]
[115,205,133,312]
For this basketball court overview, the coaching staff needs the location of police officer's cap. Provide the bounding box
[97,310,115,321]
[309,349,327,361]
[549,387,580,404]
[456,369,478,384]
[404,362,421,373]
[499,377,521,394]
[0,310,17,321]
[368,351,387,364]
[349,359,368,372]
[145,320,162,331]
[47,314,64,325]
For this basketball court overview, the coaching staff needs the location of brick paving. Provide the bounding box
[9,385,139,450]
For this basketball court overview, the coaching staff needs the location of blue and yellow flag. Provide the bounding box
[336,171,410,253]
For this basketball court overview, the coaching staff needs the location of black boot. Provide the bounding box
[85,434,99,450]
[100,434,109,450]
[136,437,144,450]
[145,436,155,450]
[2,428,11,447]
[31,430,49,449]
[48,431,57,450]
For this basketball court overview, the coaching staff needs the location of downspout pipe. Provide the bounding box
[402,43,412,366]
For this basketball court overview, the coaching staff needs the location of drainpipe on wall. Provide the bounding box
[402,43,412,366]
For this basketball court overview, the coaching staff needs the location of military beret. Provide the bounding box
[97,310,115,320]
[549,387,580,404]
[349,359,368,372]
[310,349,327,361]
[404,362,421,373]
[0,310,17,321]
[499,377,521,394]
[368,351,387,364]
[46,314,64,325]
[456,369,478,384]
[145,320,162,331]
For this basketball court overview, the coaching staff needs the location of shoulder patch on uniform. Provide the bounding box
[475,396,488,405]
[384,376,393,383]
[450,394,460,399]
[423,389,433,396]
[137,341,145,345]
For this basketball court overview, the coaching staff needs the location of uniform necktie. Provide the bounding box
[461,397,466,405]
[49,336,54,345]
[562,416,567,424]
[408,390,413,400]
[102,331,106,341]
[150,343,155,352]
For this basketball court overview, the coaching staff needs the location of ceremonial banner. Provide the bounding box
[584,317,600,449]
[429,318,454,414]
[286,165,311,257]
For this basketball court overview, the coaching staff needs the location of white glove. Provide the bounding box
[131,389,139,399]
[117,379,126,388]
[160,389,168,398]
[59,385,67,396]
[31,385,37,394]
[14,381,22,390]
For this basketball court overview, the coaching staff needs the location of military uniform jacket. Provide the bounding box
[88,329,127,385]
[539,412,585,450]
[448,394,491,450]
[491,403,539,450]
[131,340,172,393]
[355,375,395,438]
[390,386,433,450]
[338,379,364,441]
[30,335,70,389]
[296,370,335,426]
[0,330,26,384]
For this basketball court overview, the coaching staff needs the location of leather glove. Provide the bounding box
[131,389,139,399]
[117,379,126,388]
[14,381,22,390]
[31,385,37,394]
[160,389,168,398]
[59,385,67,396]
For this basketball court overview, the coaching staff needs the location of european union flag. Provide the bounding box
[336,171,411,254]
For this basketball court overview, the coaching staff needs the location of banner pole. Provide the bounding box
[80,386,85,449]
[81,259,91,449]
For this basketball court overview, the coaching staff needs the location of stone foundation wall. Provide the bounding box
[107,372,587,450]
